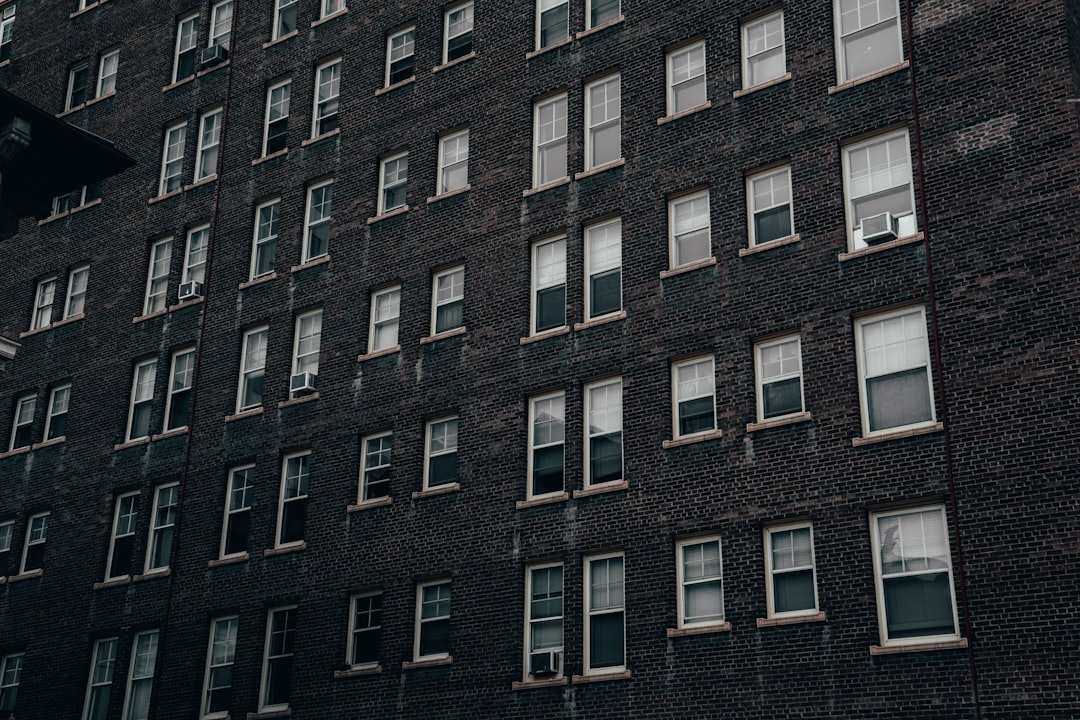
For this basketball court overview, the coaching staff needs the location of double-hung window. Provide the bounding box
[209,0,233,49]
[672,355,716,439]
[31,277,56,330]
[747,166,793,246]
[437,130,469,195]
[290,309,322,392]
[143,238,172,315]
[348,593,383,668]
[676,537,724,628]
[146,483,178,572]
[126,359,157,442]
[533,94,567,187]
[359,432,392,502]
[159,122,187,195]
[20,512,48,573]
[83,637,117,720]
[263,80,290,155]
[415,580,451,660]
[443,2,473,63]
[237,326,268,412]
[666,41,706,115]
[272,0,298,40]
[0,5,14,63]
[220,465,253,557]
[65,265,89,318]
[386,26,415,86]
[277,451,310,546]
[742,10,785,88]
[536,0,568,49]
[195,108,223,181]
[588,0,619,27]
[871,505,959,645]
[855,306,935,436]
[106,492,138,580]
[312,58,340,137]
[0,653,22,717]
[202,616,239,718]
[585,553,625,674]
[9,394,35,451]
[303,180,333,262]
[97,49,120,96]
[835,0,902,83]
[585,378,622,487]
[528,391,565,498]
[322,0,346,18]
[378,152,408,214]
[368,286,400,353]
[524,563,563,680]
[251,198,279,279]
[754,335,803,421]
[531,236,566,334]
[66,62,90,110]
[668,190,711,268]
[424,417,459,489]
[44,384,70,441]
[585,74,620,169]
[431,266,464,335]
[183,225,209,289]
[173,13,200,83]
[260,607,296,711]
[843,129,916,250]
[585,218,621,318]
[164,347,195,431]
[121,630,159,720]
[765,522,818,618]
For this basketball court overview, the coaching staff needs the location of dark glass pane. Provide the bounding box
[539,6,568,47]
[83,181,102,203]
[207,672,231,714]
[589,612,624,668]
[591,0,619,26]
[0,686,17,714]
[531,445,564,495]
[109,535,134,578]
[24,544,44,571]
[152,527,173,568]
[265,656,293,707]
[224,511,250,556]
[384,185,407,211]
[167,390,190,430]
[773,569,815,613]
[883,572,955,638]
[308,222,329,258]
[131,402,152,439]
[678,396,714,436]
[435,301,463,334]
[763,377,802,419]
[364,467,391,500]
[177,49,197,80]
[280,500,307,544]
[88,686,110,720]
[589,432,622,484]
[429,453,458,486]
[47,413,66,440]
[267,120,288,154]
[536,286,565,332]
[419,618,450,656]
[70,68,88,106]
[867,368,931,432]
[389,57,415,85]
[279,5,297,35]
[447,32,472,61]
[589,269,621,317]
[754,204,791,244]
[243,374,264,409]
[318,109,339,136]
[352,627,381,665]
[13,425,32,449]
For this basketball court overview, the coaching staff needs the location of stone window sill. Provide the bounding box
[522,176,570,197]
[0,446,30,459]
[312,7,348,27]
[38,199,102,226]
[168,296,205,313]
[290,255,330,273]
[162,74,196,92]
[19,312,85,338]
[277,393,319,409]
[334,664,381,678]
[839,232,924,262]
[376,76,416,96]
[57,103,87,118]
[427,185,471,204]
[512,676,568,690]
[7,569,43,583]
[225,407,264,422]
[420,326,467,344]
[574,158,625,180]
[86,91,117,107]
[403,656,453,670]
[151,427,188,442]
[739,233,801,257]
[756,611,827,628]
[132,308,167,324]
[572,669,632,684]
[657,101,712,126]
[733,72,792,98]
[148,187,183,204]
[197,61,229,78]
[93,575,132,590]
[746,411,812,433]
[240,272,277,289]
[114,437,151,451]
[262,29,298,49]
[133,568,171,582]
[432,50,477,73]
[667,622,731,637]
[367,206,410,224]
[264,542,307,557]
[70,0,109,18]
[663,429,723,449]
[852,422,943,447]
[253,149,288,165]
[348,496,392,512]
[526,36,572,59]
[576,15,625,40]
[31,437,66,450]
[412,483,461,500]
[660,256,717,279]
[573,310,625,331]
[516,491,569,510]
[184,174,218,192]
[520,326,570,345]
[829,60,909,94]
[247,710,291,720]
[301,128,340,147]
[573,479,627,498]
[0,60,9,69]
[358,345,400,361]
[870,638,967,655]
[209,553,249,567]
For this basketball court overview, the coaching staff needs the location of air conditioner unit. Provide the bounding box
[290,372,317,395]
[860,211,899,244]
[528,650,561,678]
[178,280,204,302]
[200,44,229,69]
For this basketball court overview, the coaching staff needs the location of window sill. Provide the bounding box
[829,60,909,94]
[516,491,569,510]
[746,411,812,433]
[240,272,278,289]
[853,422,943,447]
[247,710,291,720]
[358,345,401,361]
[376,76,416,96]
[526,36,572,60]
[520,326,570,345]
[334,664,381,678]
[31,436,66,450]
[19,312,85,338]
[739,233,801,257]
[0,60,9,69]
[412,482,461,500]
[572,669,632,684]
[133,568,171,582]
[663,429,723,449]
[573,479,627,498]
[70,0,109,18]
[367,205,410,224]
[264,542,307,557]
[667,622,731,637]
[114,437,151,451]
[757,611,827,628]
[196,60,230,78]
[38,198,103,227]
[290,254,331,273]
[657,101,712,126]
[838,232,924,261]
[659,256,717,279]
[574,157,625,180]
[278,393,320,409]
[432,50,477,73]
[522,176,570,197]
[0,446,30,459]
[512,676,568,690]
[161,74,195,92]
[312,7,348,27]
[57,103,87,118]
[253,149,289,166]
[262,29,298,49]
[7,569,43,583]
[573,310,626,331]
[225,406,264,422]
[132,308,167,324]
[870,638,967,655]
[733,72,792,98]
[93,576,132,590]
[420,326,467,344]
[427,184,471,204]
[348,496,392,512]
[301,128,340,147]
[184,174,218,191]
[209,553,249,567]
[148,188,184,205]
[575,14,625,40]
[402,656,453,670]
[168,296,205,313]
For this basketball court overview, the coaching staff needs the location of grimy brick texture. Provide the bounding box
[1,0,1078,718]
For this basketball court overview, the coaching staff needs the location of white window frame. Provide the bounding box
[311,57,341,138]
[377,151,409,215]
[584,217,621,320]
[290,309,323,387]
[250,197,280,279]
[834,0,903,83]
[430,265,465,335]
[276,451,310,547]
[442,1,474,64]
[163,346,196,432]
[272,0,298,40]
[201,616,239,719]
[120,629,159,720]
[143,237,173,315]
[347,591,383,669]
[322,0,346,18]
[209,0,234,49]
[358,432,392,503]
[220,465,254,559]
[172,12,200,83]
[584,551,625,675]
[666,40,707,115]
[586,0,620,28]
[145,483,179,572]
[527,391,565,500]
[64,264,90,319]
[522,562,564,682]
[20,511,48,574]
[105,491,139,581]
[746,165,794,247]
[126,359,157,442]
[194,107,223,181]
[44,383,71,441]
[8,394,35,451]
[531,235,566,335]
[764,521,819,619]
[671,355,716,439]
[82,637,118,720]
[368,286,401,353]
[259,606,296,712]
[753,334,804,422]
[584,377,622,488]
[262,79,291,156]
[302,179,333,263]
[423,416,459,490]
[414,579,452,661]
[668,189,712,269]
[842,128,917,250]
[854,306,936,437]
[437,129,470,195]
[66,61,90,110]
[676,536,724,629]
[535,0,568,50]
[0,652,22,716]
[97,48,119,97]
[532,93,568,188]
[741,10,786,89]
[236,325,268,413]
[183,224,209,286]
[158,121,186,196]
[385,26,416,87]
[0,5,15,63]
[584,74,621,170]
[31,276,56,330]
[0,520,13,554]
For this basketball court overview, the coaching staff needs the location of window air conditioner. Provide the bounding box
[290,372,317,395]
[200,44,229,69]
[178,280,203,302]
[528,650,561,677]
[860,211,899,244]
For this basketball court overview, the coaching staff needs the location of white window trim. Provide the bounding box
[522,561,564,682]
[764,521,819,618]
[585,0,619,28]
[209,0,233,48]
[423,416,459,491]
[430,265,465,335]
[64,264,90,319]
[275,450,310,548]
[377,151,409,215]
[126,359,157,442]
[250,197,280,279]
[321,0,347,19]
[584,73,621,170]
[158,121,186,196]
[272,0,298,40]
[358,431,392,503]
[535,0,569,50]
[530,235,567,335]
[841,128,917,251]
[96,48,120,96]
[584,217,622,320]
[666,40,707,116]
[833,0,903,84]
[194,107,223,181]
[414,579,452,661]
[183,224,210,286]
[0,520,13,554]
[20,511,48,574]
[143,237,173,315]
[527,390,566,500]
[302,179,333,263]
[671,355,717,440]
[82,637,118,720]
[667,189,712,269]
[9,394,35,451]
[290,309,323,384]
[262,79,290,157]
[753,334,804,423]
[163,346,196,432]
[31,276,56,330]
[258,605,296,712]
[172,12,200,83]
[368,285,401,354]
[66,62,89,110]
[741,9,786,89]
[746,165,793,248]
[201,616,239,719]
[436,129,469,196]
[120,629,159,720]
[532,93,568,188]
[219,464,254,559]
[676,535,724,629]
[43,383,71,441]
[145,482,178,573]
[347,591,382,669]
[584,377,623,488]
[583,551,625,675]
[385,25,416,87]
[442,1,473,64]
[105,491,139,581]
[236,325,268,413]
[310,57,341,138]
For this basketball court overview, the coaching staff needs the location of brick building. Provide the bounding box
[0,0,1078,717]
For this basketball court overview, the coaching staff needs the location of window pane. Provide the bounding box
[589,613,624,668]
[882,572,954,638]
[684,580,723,624]
[763,376,802,418]
[773,569,815,614]
[867,367,931,431]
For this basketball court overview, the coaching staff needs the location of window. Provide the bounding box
[80,182,102,206]
[368,286,400,353]
[871,505,959,645]
[0,653,22,718]
[97,48,119,96]
[52,192,72,216]
[585,553,624,674]
[415,580,451,660]
[31,276,55,330]
[237,326,268,412]
[667,41,706,114]
[359,432,392,502]
[121,630,159,720]
[273,0,297,40]
[277,452,310,546]
[144,238,172,314]
[424,417,458,489]
[742,10,785,88]
[44,384,70,440]
[312,58,340,137]
[676,537,724,628]
[585,378,622,487]
[195,108,223,181]
[105,492,138,580]
[164,347,195,431]
[843,129,916,249]
[8,394,34,451]
[290,309,322,391]
[66,62,90,109]
[348,593,383,668]
[20,512,47,573]
[146,483,178,572]
[524,563,563,679]
[0,521,12,576]
[532,94,567,187]
[202,617,238,718]
[126,359,157,442]
[322,0,346,18]
[668,190,711,268]
[385,26,415,86]
[585,218,621,318]
[835,0,902,82]
[587,0,619,28]
[173,13,200,83]
[65,265,90,318]
[531,236,566,333]
[302,180,333,262]
[855,306,934,435]
[159,121,186,195]
[378,152,408,214]
[754,335,803,421]
[220,465,253,557]
[437,129,469,195]
[443,2,473,63]
[83,637,117,720]
[585,74,620,169]
[747,166,793,247]
[672,356,716,438]
[263,79,290,155]
[183,225,209,287]
[536,0,568,49]
[765,522,818,618]
[431,266,464,335]
[260,607,296,711]
[251,198,280,278]
[528,392,564,498]
[0,4,14,63]
[209,0,233,49]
